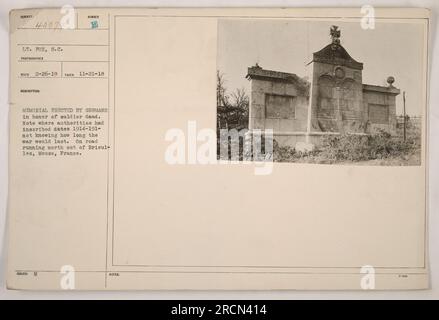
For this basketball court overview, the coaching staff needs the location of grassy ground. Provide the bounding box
[273,122,422,166]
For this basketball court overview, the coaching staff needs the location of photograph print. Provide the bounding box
[216,19,425,165]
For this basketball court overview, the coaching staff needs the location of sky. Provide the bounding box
[217,19,426,116]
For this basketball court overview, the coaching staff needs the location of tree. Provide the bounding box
[217,70,249,130]
[217,71,229,109]
[230,87,249,128]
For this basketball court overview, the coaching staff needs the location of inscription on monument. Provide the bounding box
[265,94,295,119]
[369,104,390,124]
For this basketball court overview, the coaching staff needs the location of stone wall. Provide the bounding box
[249,78,309,133]
[309,61,366,134]
[363,86,398,135]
